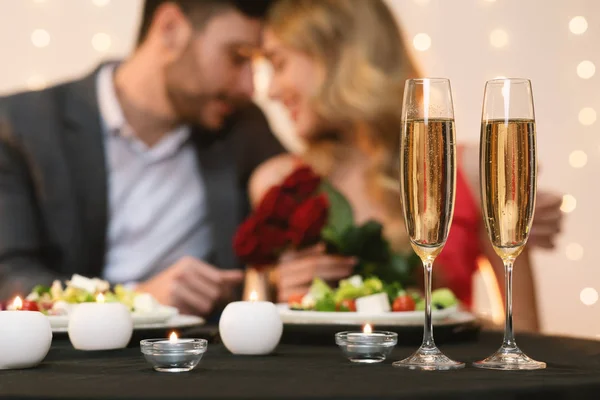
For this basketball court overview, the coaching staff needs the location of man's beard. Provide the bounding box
[163,42,240,132]
[166,85,218,130]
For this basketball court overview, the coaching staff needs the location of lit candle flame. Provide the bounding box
[96,293,105,303]
[169,332,178,343]
[363,324,373,334]
[249,291,259,302]
[13,296,22,310]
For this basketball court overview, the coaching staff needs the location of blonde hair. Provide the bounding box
[267,0,420,250]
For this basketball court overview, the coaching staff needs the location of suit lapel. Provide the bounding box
[60,69,108,277]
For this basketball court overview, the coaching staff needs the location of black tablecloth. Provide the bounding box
[1,332,599,400]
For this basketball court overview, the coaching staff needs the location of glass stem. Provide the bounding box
[421,260,435,349]
[502,259,516,349]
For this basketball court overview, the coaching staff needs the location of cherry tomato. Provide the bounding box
[337,299,357,312]
[392,295,416,312]
[288,294,304,306]
[20,300,39,311]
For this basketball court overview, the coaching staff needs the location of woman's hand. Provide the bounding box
[530,191,563,250]
[275,244,356,303]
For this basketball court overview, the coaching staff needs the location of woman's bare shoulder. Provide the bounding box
[249,154,300,207]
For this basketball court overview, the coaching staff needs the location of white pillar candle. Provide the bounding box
[0,297,52,369]
[219,291,283,355]
[68,294,133,351]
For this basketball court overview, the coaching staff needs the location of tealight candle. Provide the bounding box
[335,324,397,363]
[140,332,207,372]
[68,293,133,351]
[0,296,52,369]
[219,291,283,355]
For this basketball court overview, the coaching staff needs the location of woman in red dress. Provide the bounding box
[250,0,562,331]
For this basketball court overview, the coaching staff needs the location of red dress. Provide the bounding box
[436,162,482,309]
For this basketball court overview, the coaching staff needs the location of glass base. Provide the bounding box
[473,345,546,370]
[393,346,465,371]
[154,365,196,373]
[350,356,385,364]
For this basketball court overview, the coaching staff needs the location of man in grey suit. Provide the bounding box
[0,0,283,316]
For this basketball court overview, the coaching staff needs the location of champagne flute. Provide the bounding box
[474,78,545,370]
[393,78,464,370]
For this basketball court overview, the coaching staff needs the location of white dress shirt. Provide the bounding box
[97,64,213,283]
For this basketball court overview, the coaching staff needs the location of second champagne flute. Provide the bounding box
[393,78,464,370]
[474,78,545,370]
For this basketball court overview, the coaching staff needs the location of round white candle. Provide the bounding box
[68,295,133,351]
[0,306,52,369]
[219,292,282,355]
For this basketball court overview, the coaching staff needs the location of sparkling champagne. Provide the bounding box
[480,119,536,260]
[400,119,456,261]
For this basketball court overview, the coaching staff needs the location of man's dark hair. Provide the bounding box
[137,0,275,45]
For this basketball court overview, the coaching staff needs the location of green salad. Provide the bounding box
[287,275,458,313]
[24,274,155,315]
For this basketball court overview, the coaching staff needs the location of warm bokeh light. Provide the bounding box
[363,324,373,334]
[413,33,431,51]
[578,107,597,126]
[580,288,598,306]
[169,332,178,343]
[96,293,105,303]
[569,16,588,35]
[477,257,504,325]
[561,194,577,213]
[569,150,588,168]
[92,33,111,52]
[490,29,508,48]
[577,61,596,79]
[31,29,50,48]
[566,243,584,261]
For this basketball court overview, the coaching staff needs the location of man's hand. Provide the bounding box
[276,244,356,303]
[136,257,244,316]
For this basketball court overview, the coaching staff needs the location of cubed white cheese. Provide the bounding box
[67,274,97,293]
[133,293,159,313]
[52,300,72,316]
[92,278,110,293]
[301,293,315,309]
[355,293,391,313]
[26,292,39,301]
[347,275,364,288]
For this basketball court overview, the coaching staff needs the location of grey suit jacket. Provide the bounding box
[0,65,284,299]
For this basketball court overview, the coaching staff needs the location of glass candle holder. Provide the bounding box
[140,338,207,372]
[335,331,398,364]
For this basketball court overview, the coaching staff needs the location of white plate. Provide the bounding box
[51,313,204,333]
[47,305,180,330]
[277,304,470,326]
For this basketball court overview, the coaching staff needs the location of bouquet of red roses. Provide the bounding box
[233,165,419,285]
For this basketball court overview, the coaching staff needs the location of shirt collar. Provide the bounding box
[95,63,191,147]
[97,63,127,136]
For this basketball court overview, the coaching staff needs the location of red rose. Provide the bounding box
[255,185,298,223]
[282,166,321,200]
[233,216,290,266]
[233,216,262,260]
[288,194,329,247]
[259,224,289,253]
